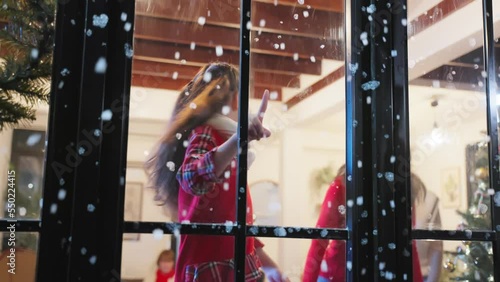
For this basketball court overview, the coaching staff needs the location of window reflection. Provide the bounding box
[408,0,492,231]
[415,240,493,282]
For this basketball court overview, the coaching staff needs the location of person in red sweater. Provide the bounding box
[156,249,175,282]
[146,63,288,282]
[303,165,425,282]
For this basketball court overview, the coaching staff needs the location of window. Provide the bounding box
[0,0,498,281]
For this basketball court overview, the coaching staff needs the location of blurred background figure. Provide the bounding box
[155,249,175,282]
[414,179,443,282]
[303,165,427,281]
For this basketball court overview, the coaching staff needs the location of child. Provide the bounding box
[302,165,424,281]
[156,249,175,282]
[146,62,288,282]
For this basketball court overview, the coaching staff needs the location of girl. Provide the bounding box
[156,249,175,282]
[146,62,288,282]
[302,165,425,282]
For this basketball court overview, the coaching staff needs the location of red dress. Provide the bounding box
[175,125,263,282]
[303,177,423,281]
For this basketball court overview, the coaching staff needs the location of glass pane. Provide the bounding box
[0,0,55,220]
[0,232,39,282]
[415,240,494,282]
[121,233,175,281]
[246,0,345,231]
[408,0,491,230]
[129,0,243,223]
[1,130,45,220]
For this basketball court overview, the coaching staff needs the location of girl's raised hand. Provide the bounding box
[248,90,271,141]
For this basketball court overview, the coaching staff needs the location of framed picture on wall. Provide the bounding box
[123,182,143,241]
[441,167,461,208]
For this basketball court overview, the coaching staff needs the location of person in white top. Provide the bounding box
[414,175,443,282]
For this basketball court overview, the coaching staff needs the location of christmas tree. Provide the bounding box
[442,141,494,281]
[0,0,55,131]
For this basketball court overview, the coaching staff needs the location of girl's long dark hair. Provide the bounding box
[145,62,239,220]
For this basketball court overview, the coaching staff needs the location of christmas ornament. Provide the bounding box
[478,203,488,214]
[443,259,456,272]
[474,167,488,181]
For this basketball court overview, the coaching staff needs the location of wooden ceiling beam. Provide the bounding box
[409,0,474,36]
[132,73,191,91]
[252,71,300,88]
[132,73,284,100]
[135,0,343,39]
[257,0,342,12]
[132,59,301,88]
[285,66,344,109]
[134,39,322,75]
[134,15,343,60]
[419,65,484,86]
[132,59,201,79]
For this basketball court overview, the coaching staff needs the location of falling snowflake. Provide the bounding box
[58,189,67,200]
[366,4,376,13]
[94,57,107,74]
[89,255,97,265]
[50,203,58,214]
[348,63,358,74]
[61,68,71,76]
[249,226,258,235]
[384,172,394,182]
[153,228,164,240]
[190,42,196,50]
[31,49,39,60]
[124,43,134,58]
[166,161,175,171]
[361,80,380,91]
[101,109,113,121]
[274,227,287,237]
[494,192,500,207]
[293,53,299,61]
[215,46,223,57]
[203,72,212,82]
[198,16,206,25]
[225,221,234,233]
[92,14,109,28]
[357,196,363,206]
[87,204,96,212]
[120,12,127,22]
[360,32,369,46]
[338,205,346,215]
[124,22,132,32]
[320,260,328,272]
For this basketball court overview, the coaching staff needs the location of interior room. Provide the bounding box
[0,0,499,281]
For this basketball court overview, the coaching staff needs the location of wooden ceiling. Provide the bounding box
[131,0,344,102]
[132,0,496,108]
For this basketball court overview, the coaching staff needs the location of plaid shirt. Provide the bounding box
[176,125,265,282]
[184,252,263,282]
[177,126,223,196]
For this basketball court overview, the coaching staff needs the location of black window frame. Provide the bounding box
[0,0,498,281]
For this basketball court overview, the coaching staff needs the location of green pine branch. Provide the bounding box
[0,0,55,131]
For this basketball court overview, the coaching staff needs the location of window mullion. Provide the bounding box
[481,0,500,280]
[235,0,252,281]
